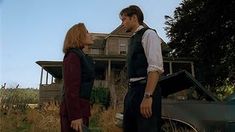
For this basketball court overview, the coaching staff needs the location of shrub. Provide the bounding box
[215,80,235,100]
[90,87,110,109]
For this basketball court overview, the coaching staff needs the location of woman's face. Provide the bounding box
[83,30,94,45]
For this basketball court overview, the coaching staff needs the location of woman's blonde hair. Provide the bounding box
[63,23,87,53]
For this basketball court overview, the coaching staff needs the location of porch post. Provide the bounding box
[108,60,111,87]
[169,62,173,74]
[51,76,54,84]
[40,68,43,85]
[46,72,48,85]
[191,62,195,77]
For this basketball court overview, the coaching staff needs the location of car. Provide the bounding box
[225,92,235,104]
[115,70,235,132]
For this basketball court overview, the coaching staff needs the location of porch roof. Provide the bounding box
[36,61,63,79]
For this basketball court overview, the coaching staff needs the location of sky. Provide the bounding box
[0,0,182,88]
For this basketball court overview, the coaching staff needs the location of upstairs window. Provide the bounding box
[119,39,127,55]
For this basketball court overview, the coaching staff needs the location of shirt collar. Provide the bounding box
[133,25,144,36]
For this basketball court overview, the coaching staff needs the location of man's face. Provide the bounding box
[121,15,134,32]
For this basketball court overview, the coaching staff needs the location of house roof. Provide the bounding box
[86,24,174,57]
[106,23,149,39]
[110,23,149,35]
[91,33,108,48]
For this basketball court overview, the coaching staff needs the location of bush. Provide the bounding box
[215,80,235,100]
[90,87,110,109]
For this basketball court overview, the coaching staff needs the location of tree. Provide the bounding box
[165,0,235,88]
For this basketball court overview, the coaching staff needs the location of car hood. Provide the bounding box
[159,70,219,101]
[225,93,235,103]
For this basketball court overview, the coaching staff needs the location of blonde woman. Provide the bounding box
[60,23,95,132]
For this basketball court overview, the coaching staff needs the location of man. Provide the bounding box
[120,5,164,132]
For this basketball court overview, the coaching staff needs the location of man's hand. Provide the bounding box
[140,71,160,118]
[140,97,153,118]
[71,118,83,132]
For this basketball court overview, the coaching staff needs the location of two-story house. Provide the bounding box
[36,24,195,105]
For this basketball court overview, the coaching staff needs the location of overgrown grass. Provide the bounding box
[0,85,121,132]
[2,78,233,132]
[0,109,31,132]
[0,103,121,132]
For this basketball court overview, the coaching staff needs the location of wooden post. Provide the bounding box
[51,76,53,84]
[40,68,43,85]
[108,60,111,87]
[46,72,48,85]
[169,62,173,74]
[191,62,195,77]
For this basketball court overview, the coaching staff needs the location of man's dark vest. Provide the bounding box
[63,48,95,100]
[127,27,149,78]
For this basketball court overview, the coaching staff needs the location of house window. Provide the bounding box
[91,48,100,54]
[119,40,127,55]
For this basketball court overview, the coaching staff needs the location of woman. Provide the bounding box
[60,23,95,132]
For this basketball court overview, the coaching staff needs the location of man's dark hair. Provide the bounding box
[120,5,144,25]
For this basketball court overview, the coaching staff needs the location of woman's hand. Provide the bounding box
[71,118,83,132]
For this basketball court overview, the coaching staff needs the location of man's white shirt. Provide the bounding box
[129,25,164,82]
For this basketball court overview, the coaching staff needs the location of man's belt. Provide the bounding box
[129,79,147,86]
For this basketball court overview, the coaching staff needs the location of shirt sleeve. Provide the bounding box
[63,52,82,121]
[142,29,164,74]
